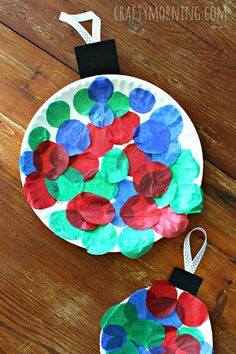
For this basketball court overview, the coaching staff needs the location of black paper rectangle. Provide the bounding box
[169,267,203,296]
[75,39,120,78]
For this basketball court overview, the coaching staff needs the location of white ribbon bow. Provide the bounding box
[184,227,207,274]
[59,11,101,44]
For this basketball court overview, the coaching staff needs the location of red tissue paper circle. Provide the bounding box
[123,144,148,176]
[69,151,99,181]
[86,123,113,157]
[106,112,140,144]
[120,194,160,230]
[33,140,69,179]
[66,193,97,230]
[133,161,172,198]
[175,334,201,354]
[79,192,115,225]
[176,292,208,327]
[67,192,115,230]
[23,172,56,209]
[153,206,189,238]
[163,326,178,347]
[146,280,178,318]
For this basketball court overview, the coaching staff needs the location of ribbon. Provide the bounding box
[183,227,207,274]
[59,11,101,44]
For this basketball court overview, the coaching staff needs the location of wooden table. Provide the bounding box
[0,1,235,353]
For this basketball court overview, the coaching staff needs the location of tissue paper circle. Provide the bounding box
[23,172,56,209]
[33,141,69,180]
[46,100,70,127]
[45,167,84,201]
[69,151,99,181]
[106,112,140,144]
[20,75,203,257]
[28,126,50,151]
[56,119,91,156]
[120,195,161,230]
[133,162,172,198]
[86,123,113,157]
[100,281,213,353]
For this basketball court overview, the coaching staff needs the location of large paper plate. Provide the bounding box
[19,75,204,258]
[99,281,213,353]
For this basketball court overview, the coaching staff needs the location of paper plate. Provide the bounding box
[19,74,204,258]
[99,281,213,353]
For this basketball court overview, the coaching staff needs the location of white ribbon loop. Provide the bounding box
[184,227,207,274]
[59,11,101,44]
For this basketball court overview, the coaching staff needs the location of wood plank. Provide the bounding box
[0,1,236,176]
[0,25,77,129]
[0,113,236,353]
[146,0,236,58]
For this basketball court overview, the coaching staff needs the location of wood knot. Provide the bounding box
[211,289,228,323]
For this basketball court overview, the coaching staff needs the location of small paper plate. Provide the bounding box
[99,283,213,353]
[20,75,203,256]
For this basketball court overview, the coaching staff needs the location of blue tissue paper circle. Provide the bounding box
[129,88,156,114]
[56,119,91,156]
[168,116,183,141]
[135,345,150,353]
[112,180,137,227]
[101,324,127,352]
[146,309,182,329]
[112,201,126,227]
[149,346,165,353]
[150,105,182,126]
[89,103,114,128]
[88,77,114,103]
[149,140,181,166]
[200,341,214,353]
[133,120,170,154]
[115,180,137,203]
[19,151,37,175]
[128,289,156,321]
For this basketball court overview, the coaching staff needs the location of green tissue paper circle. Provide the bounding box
[46,100,70,127]
[107,92,130,117]
[171,149,200,183]
[118,227,154,259]
[154,178,177,208]
[100,305,119,329]
[170,183,203,214]
[83,172,118,200]
[73,88,94,115]
[28,126,50,150]
[49,210,85,240]
[45,167,84,201]
[129,319,165,348]
[178,327,204,341]
[101,148,129,183]
[82,224,117,255]
[101,303,138,329]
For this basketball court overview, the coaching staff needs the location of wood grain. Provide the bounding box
[146,0,236,58]
[0,3,235,353]
[0,0,236,176]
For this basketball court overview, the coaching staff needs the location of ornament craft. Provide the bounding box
[19,12,204,258]
[100,228,214,354]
